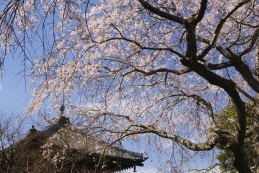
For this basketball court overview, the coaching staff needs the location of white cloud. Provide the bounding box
[0,84,2,91]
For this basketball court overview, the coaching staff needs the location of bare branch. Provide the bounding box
[137,0,184,24]
[238,29,259,56]
[193,0,208,23]
[100,37,186,59]
[198,0,250,59]
[236,85,257,103]
[207,61,233,70]
[101,112,219,151]
[226,48,259,93]
[122,67,191,76]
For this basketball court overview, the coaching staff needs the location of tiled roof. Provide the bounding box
[28,114,147,172]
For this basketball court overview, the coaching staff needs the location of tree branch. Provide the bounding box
[101,112,219,151]
[198,0,250,59]
[100,37,185,59]
[236,85,257,103]
[196,36,232,59]
[122,67,191,76]
[137,0,184,24]
[226,48,259,93]
[207,61,233,70]
[180,59,246,145]
[193,0,208,23]
[238,29,259,56]
[178,90,216,126]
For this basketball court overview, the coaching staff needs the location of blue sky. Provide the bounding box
[0,57,30,116]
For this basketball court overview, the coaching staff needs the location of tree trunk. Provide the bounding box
[233,39,259,173]
[233,146,252,173]
[255,39,259,173]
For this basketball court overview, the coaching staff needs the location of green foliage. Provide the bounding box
[216,103,256,172]
[216,148,236,173]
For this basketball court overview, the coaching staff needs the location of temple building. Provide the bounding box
[0,113,147,173]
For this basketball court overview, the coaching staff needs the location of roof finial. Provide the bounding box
[30,125,37,134]
[60,105,65,114]
[133,164,137,172]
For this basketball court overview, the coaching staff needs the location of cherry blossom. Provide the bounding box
[1,0,259,172]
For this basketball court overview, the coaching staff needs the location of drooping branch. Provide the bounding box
[177,90,216,126]
[190,164,220,173]
[101,112,219,151]
[180,59,246,145]
[136,125,219,151]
